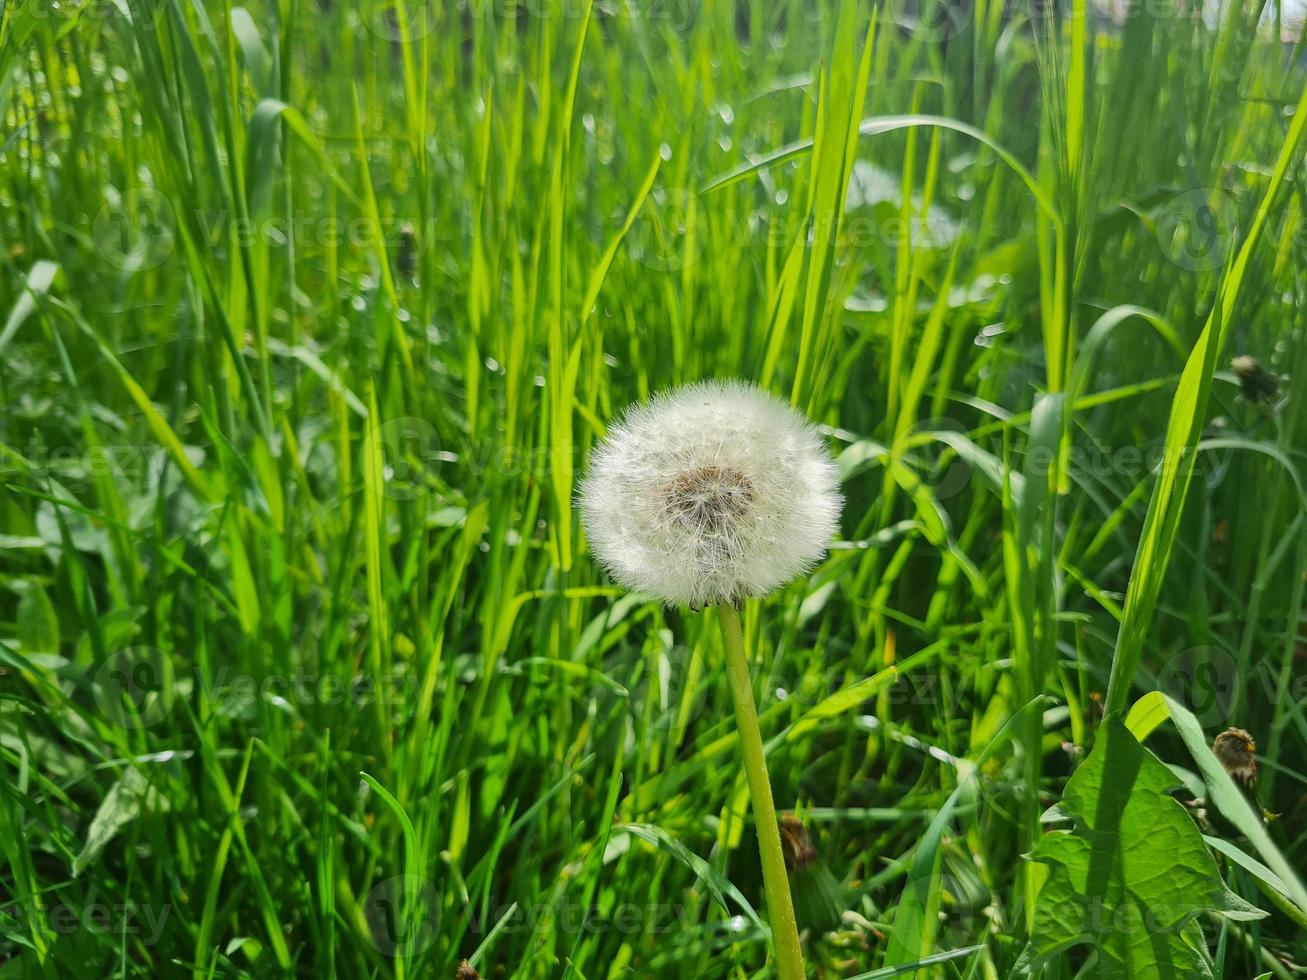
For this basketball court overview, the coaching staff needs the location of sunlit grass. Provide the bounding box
[0,0,1304,976]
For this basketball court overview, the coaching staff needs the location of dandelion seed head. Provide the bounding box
[578,380,843,607]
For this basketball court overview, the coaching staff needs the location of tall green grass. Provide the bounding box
[1,0,1304,976]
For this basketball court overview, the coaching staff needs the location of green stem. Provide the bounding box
[716,603,805,980]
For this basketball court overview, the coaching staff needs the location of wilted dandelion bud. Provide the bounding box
[780,815,845,936]
[1212,728,1257,787]
[396,221,418,279]
[578,380,842,608]
[1210,727,1270,833]
[1230,355,1278,404]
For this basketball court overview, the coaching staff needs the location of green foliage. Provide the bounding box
[0,0,1304,975]
[15,579,58,655]
[1018,715,1264,978]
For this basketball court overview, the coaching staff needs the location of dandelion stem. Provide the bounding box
[716,602,805,980]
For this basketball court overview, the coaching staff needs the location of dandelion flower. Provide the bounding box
[579,379,840,980]
[578,380,843,607]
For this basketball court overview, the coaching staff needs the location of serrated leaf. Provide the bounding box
[1017,715,1264,979]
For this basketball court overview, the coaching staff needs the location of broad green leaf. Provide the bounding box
[1124,691,1170,741]
[1018,715,1264,978]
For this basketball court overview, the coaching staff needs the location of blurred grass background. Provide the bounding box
[0,0,1305,975]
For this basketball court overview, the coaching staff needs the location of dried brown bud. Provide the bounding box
[397,221,418,279]
[1230,356,1278,404]
[779,815,817,872]
[778,815,845,935]
[1212,728,1257,786]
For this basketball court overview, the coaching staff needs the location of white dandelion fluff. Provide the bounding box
[578,380,843,607]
